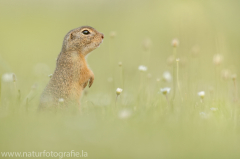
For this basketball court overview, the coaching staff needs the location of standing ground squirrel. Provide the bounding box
[39,26,104,110]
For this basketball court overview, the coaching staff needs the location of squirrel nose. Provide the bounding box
[101,34,104,39]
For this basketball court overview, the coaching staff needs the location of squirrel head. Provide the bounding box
[62,26,104,55]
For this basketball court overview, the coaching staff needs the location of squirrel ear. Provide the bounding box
[67,32,76,41]
[69,33,74,40]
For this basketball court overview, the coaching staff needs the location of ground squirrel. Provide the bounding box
[39,26,104,110]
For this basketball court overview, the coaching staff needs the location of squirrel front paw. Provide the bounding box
[89,76,94,88]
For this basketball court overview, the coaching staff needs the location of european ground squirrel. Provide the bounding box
[39,26,104,110]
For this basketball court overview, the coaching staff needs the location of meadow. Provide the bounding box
[1,0,240,158]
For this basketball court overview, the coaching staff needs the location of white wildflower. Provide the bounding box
[118,62,122,67]
[221,69,231,80]
[160,87,171,95]
[138,65,147,72]
[162,71,172,82]
[231,74,237,81]
[213,54,223,66]
[48,74,53,78]
[198,91,205,99]
[167,55,175,66]
[116,88,123,96]
[2,73,15,82]
[118,109,132,119]
[171,38,179,47]
[110,31,116,38]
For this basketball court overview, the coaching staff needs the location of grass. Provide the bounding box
[1,0,240,158]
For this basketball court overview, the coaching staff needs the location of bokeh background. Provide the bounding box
[1,0,240,158]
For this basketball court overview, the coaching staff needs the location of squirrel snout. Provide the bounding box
[101,34,104,39]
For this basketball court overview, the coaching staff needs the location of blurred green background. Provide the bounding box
[1,0,240,158]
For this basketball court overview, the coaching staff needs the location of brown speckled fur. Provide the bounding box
[39,26,104,110]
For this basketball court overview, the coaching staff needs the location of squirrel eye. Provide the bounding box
[82,30,90,35]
